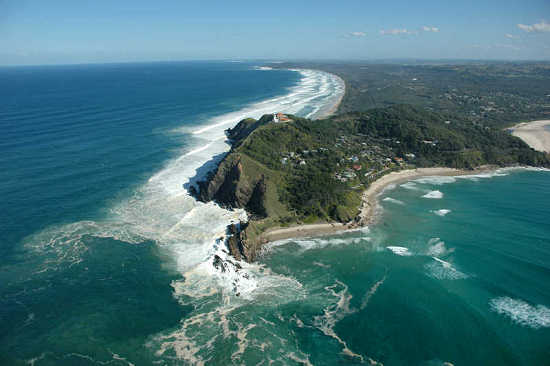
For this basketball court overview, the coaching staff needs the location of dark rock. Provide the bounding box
[213,255,225,272]
[226,221,251,262]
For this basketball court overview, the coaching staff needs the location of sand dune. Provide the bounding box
[510,120,550,153]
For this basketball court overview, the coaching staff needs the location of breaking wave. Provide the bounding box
[24,68,344,292]
[431,209,451,216]
[20,67,347,363]
[425,257,467,280]
[400,181,420,190]
[414,170,511,187]
[415,176,457,185]
[422,190,444,199]
[426,238,454,257]
[386,246,412,256]
[490,297,550,329]
[382,197,405,205]
[268,235,370,254]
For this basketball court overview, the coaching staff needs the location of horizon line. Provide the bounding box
[1,57,550,68]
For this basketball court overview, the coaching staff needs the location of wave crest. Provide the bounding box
[490,297,550,329]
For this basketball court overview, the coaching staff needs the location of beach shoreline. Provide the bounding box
[314,74,346,119]
[509,120,550,153]
[260,166,497,244]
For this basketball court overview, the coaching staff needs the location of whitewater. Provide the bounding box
[4,63,550,366]
[20,67,345,364]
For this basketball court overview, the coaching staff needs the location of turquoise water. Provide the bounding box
[261,169,550,365]
[1,62,549,365]
[0,62,346,365]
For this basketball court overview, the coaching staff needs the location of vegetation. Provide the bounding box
[195,62,550,256]
[197,105,550,237]
[281,62,550,128]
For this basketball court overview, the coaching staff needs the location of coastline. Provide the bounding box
[313,74,346,119]
[260,166,496,244]
[357,167,495,226]
[509,120,550,153]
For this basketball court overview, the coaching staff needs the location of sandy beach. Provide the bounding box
[356,167,492,226]
[261,222,346,243]
[510,120,550,153]
[260,166,495,243]
[314,74,346,119]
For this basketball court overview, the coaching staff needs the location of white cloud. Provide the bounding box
[380,28,412,35]
[380,26,439,35]
[505,33,520,39]
[348,31,367,37]
[517,21,550,33]
[422,26,439,32]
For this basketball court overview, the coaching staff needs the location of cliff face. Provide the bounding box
[192,115,289,262]
[225,221,260,262]
[195,155,267,261]
[197,156,268,219]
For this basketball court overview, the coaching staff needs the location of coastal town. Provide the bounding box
[271,111,422,190]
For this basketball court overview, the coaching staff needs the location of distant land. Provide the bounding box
[192,61,550,262]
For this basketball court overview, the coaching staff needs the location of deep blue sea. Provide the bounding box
[1,62,549,366]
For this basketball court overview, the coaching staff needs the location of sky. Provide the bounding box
[1,0,549,65]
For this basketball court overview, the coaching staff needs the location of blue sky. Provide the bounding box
[1,0,549,65]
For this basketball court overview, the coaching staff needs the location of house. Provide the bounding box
[273,112,290,123]
[352,164,362,171]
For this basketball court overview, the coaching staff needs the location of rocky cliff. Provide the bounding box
[192,115,281,262]
[197,156,268,219]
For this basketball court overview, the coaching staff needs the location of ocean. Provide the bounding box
[1,62,549,366]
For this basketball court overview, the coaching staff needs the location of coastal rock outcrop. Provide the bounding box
[226,221,254,261]
[226,114,274,146]
[197,157,268,219]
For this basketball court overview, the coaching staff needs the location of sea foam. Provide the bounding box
[22,68,348,364]
[432,209,451,216]
[422,190,444,199]
[425,257,467,280]
[490,297,550,329]
[415,176,457,185]
[25,68,345,300]
[386,246,412,256]
[426,238,454,257]
[400,181,420,190]
[382,197,405,205]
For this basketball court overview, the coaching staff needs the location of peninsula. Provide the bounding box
[193,104,550,262]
